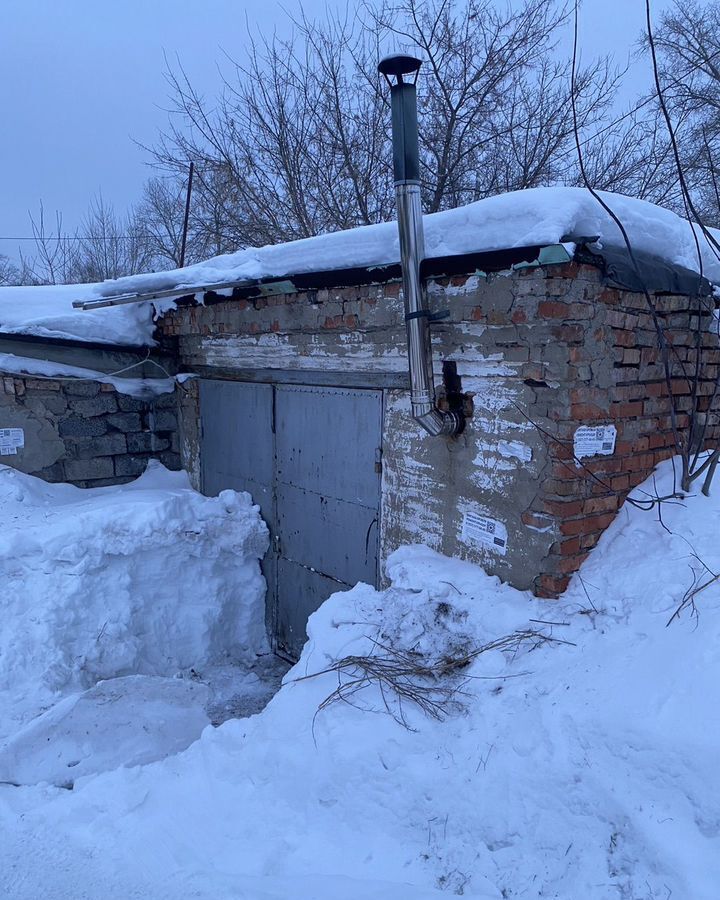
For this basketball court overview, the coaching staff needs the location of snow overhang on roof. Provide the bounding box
[71,242,575,312]
[72,186,720,314]
[2,187,717,348]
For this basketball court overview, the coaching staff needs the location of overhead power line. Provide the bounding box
[0,235,144,242]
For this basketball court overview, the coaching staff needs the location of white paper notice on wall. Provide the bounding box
[461,510,508,556]
[0,428,24,456]
[573,424,617,461]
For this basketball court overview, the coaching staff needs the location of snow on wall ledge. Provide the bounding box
[0,462,269,737]
[1,187,719,347]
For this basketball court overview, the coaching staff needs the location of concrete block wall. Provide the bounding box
[158,259,719,597]
[0,375,181,487]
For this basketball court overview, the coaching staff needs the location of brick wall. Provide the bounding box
[0,375,181,487]
[523,277,720,595]
[157,258,719,597]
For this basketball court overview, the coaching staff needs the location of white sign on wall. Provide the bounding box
[573,424,617,461]
[461,510,508,555]
[0,428,24,456]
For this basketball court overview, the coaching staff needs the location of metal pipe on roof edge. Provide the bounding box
[380,53,463,437]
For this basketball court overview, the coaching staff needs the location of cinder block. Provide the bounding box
[68,395,118,417]
[59,417,108,438]
[64,381,100,398]
[114,455,149,477]
[64,457,115,481]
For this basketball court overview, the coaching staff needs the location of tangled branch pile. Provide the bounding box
[296,628,571,729]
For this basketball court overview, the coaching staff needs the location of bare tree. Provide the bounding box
[71,195,153,282]
[146,0,629,248]
[640,0,720,224]
[17,198,160,286]
[18,204,79,285]
[0,255,20,286]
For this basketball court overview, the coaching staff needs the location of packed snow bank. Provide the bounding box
[2,187,719,346]
[0,462,269,738]
[0,676,210,788]
[1,457,718,899]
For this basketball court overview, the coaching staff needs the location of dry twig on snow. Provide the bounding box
[293,629,573,730]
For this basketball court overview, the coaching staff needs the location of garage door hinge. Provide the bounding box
[375,447,383,474]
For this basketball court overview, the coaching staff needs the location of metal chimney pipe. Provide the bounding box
[379,53,463,437]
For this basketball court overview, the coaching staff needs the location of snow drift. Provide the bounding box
[1,457,718,899]
[0,676,210,788]
[1,186,719,346]
[0,462,269,738]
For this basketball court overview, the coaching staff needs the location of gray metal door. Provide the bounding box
[199,380,382,661]
[199,380,277,630]
[274,385,382,658]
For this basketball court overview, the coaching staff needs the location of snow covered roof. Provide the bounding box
[1,187,718,348]
[0,282,155,347]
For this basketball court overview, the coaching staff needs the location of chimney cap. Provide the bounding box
[378,53,422,82]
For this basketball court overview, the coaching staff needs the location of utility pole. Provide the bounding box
[179,161,195,268]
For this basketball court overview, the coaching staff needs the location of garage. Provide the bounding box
[199,379,383,659]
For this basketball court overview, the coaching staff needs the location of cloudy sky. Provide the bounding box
[0,0,672,262]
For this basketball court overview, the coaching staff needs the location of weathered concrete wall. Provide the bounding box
[176,378,202,492]
[379,389,551,590]
[159,260,720,597]
[0,374,181,487]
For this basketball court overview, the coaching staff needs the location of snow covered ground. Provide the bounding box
[0,462,270,740]
[1,458,719,898]
[1,186,719,346]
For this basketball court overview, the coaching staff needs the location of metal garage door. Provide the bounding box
[199,380,382,661]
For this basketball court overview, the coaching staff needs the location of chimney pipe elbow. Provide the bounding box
[414,407,464,437]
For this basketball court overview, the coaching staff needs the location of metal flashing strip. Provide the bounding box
[511,243,574,270]
[72,280,241,311]
[187,365,410,390]
[73,244,577,313]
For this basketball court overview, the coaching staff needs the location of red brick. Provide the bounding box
[538,301,569,319]
[611,401,643,418]
[670,378,692,396]
[648,432,671,449]
[521,510,554,529]
[622,349,641,365]
[549,442,574,461]
[572,402,608,420]
[614,330,636,348]
[600,288,621,305]
[552,325,585,343]
[534,574,571,598]
[555,553,590,574]
[560,512,616,536]
[552,536,582,555]
[626,453,656,473]
[580,532,603,550]
[582,495,619,514]
[542,479,586,496]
